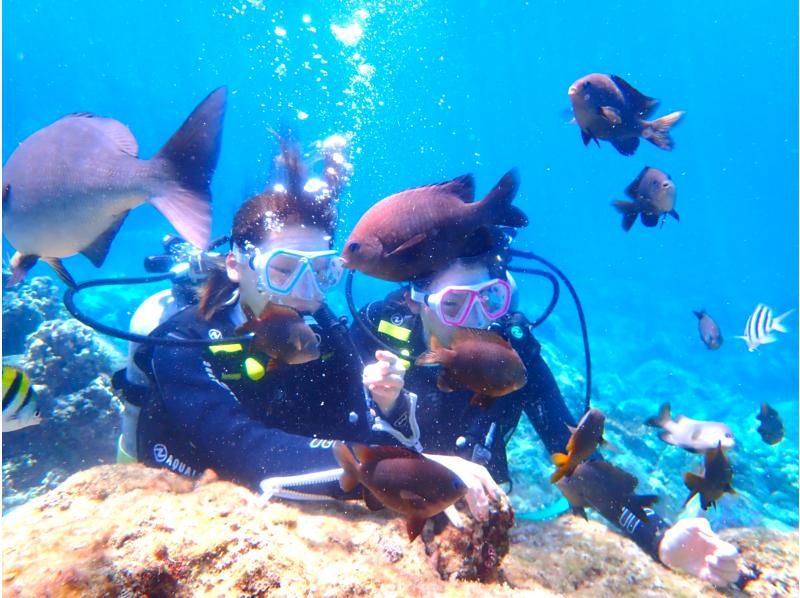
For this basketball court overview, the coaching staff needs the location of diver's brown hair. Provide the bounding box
[197,140,339,320]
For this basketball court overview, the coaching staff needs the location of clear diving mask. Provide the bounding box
[236,246,344,301]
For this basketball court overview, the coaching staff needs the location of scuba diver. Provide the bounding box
[346,234,742,586]
[109,138,498,517]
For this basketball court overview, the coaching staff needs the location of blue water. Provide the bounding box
[4,0,798,528]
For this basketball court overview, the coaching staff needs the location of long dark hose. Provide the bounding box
[508,249,591,414]
[63,273,254,346]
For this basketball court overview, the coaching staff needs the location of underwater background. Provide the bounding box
[3,0,798,534]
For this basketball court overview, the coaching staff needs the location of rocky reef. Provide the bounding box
[3,276,125,512]
[3,465,797,597]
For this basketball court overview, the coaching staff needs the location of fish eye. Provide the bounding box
[584,81,592,88]
[725,433,733,438]
[662,181,671,188]
[348,241,361,253]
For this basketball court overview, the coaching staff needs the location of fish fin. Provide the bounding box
[478,168,528,228]
[640,212,660,227]
[611,200,638,231]
[624,167,650,199]
[362,488,386,511]
[599,106,622,125]
[406,516,428,542]
[645,403,671,428]
[434,174,476,203]
[610,136,640,156]
[580,129,593,146]
[151,87,227,250]
[469,393,495,409]
[609,75,660,117]
[65,113,139,156]
[41,258,77,288]
[80,210,130,267]
[726,484,737,495]
[641,111,685,150]
[770,309,794,333]
[332,442,361,492]
[572,507,588,520]
[6,253,40,287]
[384,232,428,258]
[693,310,705,319]
[669,209,680,221]
[682,472,703,507]
[415,349,442,367]
[436,370,458,393]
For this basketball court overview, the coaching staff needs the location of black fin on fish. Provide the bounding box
[669,210,680,221]
[610,136,640,156]
[621,213,637,231]
[42,258,77,288]
[640,212,660,227]
[580,129,593,146]
[645,403,671,428]
[611,200,638,231]
[628,494,659,522]
[435,174,476,203]
[469,393,495,409]
[609,75,660,117]
[406,516,427,542]
[693,310,704,319]
[151,86,227,250]
[572,507,588,520]
[80,210,130,267]
[479,168,528,228]
[362,488,385,511]
[624,167,650,199]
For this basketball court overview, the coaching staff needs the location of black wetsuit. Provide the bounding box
[350,290,671,561]
[133,300,415,495]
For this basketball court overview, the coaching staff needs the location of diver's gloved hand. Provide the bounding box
[362,350,407,416]
[423,453,504,522]
[659,517,741,586]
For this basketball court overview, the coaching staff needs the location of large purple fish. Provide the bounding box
[3,87,227,286]
[568,74,684,156]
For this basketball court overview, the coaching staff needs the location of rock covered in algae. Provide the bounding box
[3,465,796,597]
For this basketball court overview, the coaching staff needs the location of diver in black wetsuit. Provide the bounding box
[349,254,742,586]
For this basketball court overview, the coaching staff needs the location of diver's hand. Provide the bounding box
[423,453,504,522]
[363,350,406,416]
[659,517,741,586]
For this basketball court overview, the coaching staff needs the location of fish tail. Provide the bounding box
[478,168,528,228]
[770,309,794,333]
[332,442,360,493]
[645,403,671,428]
[149,87,228,250]
[641,111,685,150]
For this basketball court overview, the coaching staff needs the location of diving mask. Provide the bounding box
[237,247,344,301]
[410,277,512,327]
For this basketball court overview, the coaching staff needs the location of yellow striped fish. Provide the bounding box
[3,366,42,432]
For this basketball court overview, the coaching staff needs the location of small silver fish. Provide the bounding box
[736,304,793,352]
[3,87,227,287]
[3,366,42,433]
[611,167,679,231]
[646,403,734,453]
[694,309,723,350]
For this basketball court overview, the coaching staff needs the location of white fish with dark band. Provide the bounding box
[3,366,42,433]
[736,304,794,352]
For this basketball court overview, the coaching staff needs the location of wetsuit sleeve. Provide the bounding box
[149,341,348,496]
[514,317,671,561]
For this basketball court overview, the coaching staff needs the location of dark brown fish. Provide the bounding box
[557,459,658,522]
[333,442,467,541]
[756,403,784,445]
[3,87,227,287]
[550,408,605,483]
[415,329,527,409]
[568,73,684,156]
[341,170,528,282]
[236,303,321,365]
[694,309,723,350]
[683,441,736,510]
[611,167,679,231]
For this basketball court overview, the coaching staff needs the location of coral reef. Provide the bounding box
[3,465,796,597]
[2,276,66,354]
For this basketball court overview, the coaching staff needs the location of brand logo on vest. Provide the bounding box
[208,329,223,340]
[152,443,198,478]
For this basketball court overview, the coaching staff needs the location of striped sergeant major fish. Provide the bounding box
[736,304,794,352]
[3,366,42,432]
